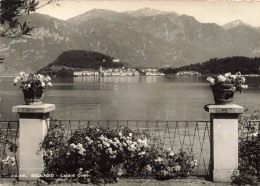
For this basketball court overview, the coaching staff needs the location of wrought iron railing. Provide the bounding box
[0,121,19,177]
[50,120,211,176]
[1,119,259,178]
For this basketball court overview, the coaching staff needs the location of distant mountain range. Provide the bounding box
[1,8,260,74]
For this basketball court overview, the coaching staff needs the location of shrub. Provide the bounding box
[40,121,197,184]
[151,148,197,180]
[0,129,17,173]
[231,111,260,185]
[231,171,258,186]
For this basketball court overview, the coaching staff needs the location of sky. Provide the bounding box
[37,0,260,27]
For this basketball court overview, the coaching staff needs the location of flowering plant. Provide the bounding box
[39,121,197,184]
[0,128,17,175]
[13,72,52,91]
[207,72,248,92]
[151,148,197,179]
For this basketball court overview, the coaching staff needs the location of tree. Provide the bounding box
[0,0,57,38]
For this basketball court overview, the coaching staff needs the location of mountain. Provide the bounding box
[223,20,248,30]
[0,13,84,74]
[68,9,130,25]
[125,7,175,17]
[1,9,260,74]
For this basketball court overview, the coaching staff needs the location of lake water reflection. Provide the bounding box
[1,76,259,121]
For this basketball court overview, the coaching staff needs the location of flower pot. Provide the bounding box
[23,89,44,105]
[211,84,235,105]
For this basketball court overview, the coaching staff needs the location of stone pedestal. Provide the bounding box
[205,104,244,183]
[12,104,55,180]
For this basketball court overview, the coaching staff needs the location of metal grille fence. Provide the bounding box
[51,120,211,176]
[0,121,19,177]
[0,119,259,178]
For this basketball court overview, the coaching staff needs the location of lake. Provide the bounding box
[1,76,259,121]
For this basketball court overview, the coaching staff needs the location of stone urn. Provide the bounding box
[23,88,45,105]
[211,84,235,105]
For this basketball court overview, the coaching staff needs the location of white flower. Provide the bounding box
[217,75,227,83]
[139,139,148,147]
[79,150,85,155]
[47,82,52,87]
[13,77,19,84]
[169,152,174,157]
[240,84,248,89]
[118,132,122,137]
[230,75,236,79]
[19,71,26,76]
[224,72,231,78]
[145,165,152,172]
[174,165,181,171]
[108,148,113,154]
[129,133,132,137]
[117,168,123,176]
[41,82,46,87]
[207,77,215,85]
[46,76,51,81]
[112,142,118,148]
[241,77,246,83]
[138,151,145,156]
[88,140,93,145]
[27,84,31,88]
[103,142,110,147]
[99,135,104,140]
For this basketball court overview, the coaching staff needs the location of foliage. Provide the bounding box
[151,148,197,180]
[231,111,260,185]
[13,72,52,90]
[0,128,17,173]
[55,68,74,77]
[50,50,126,69]
[37,50,128,77]
[231,172,258,186]
[40,121,197,184]
[207,72,248,92]
[0,0,57,38]
[160,56,260,75]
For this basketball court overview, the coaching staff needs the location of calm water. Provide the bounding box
[0,76,259,121]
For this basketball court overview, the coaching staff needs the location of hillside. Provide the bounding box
[37,50,125,76]
[52,50,114,68]
[160,56,260,75]
[1,9,260,74]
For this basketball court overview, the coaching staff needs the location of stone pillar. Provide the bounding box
[12,104,55,180]
[204,104,244,183]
